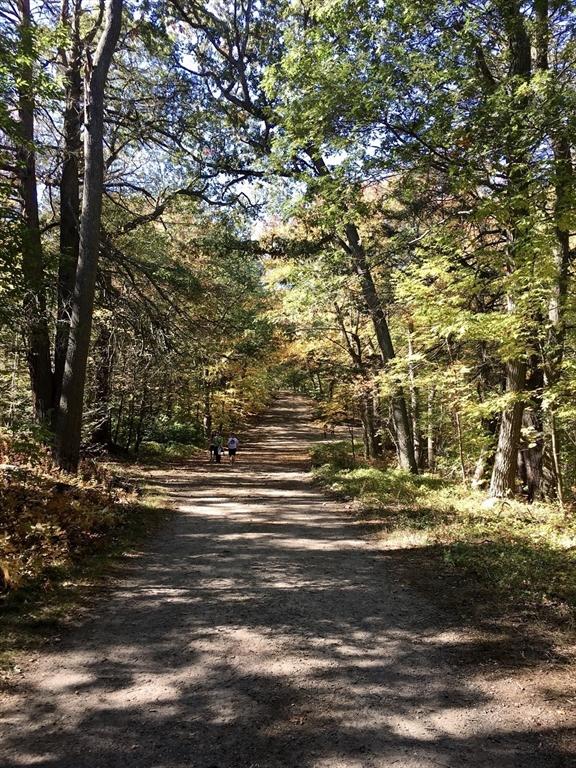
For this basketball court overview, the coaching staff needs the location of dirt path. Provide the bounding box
[0,396,573,767]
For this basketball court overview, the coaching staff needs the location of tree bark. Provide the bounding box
[307,151,416,472]
[518,356,544,501]
[454,410,466,483]
[53,0,83,420]
[55,0,123,471]
[16,0,54,424]
[489,359,526,497]
[358,385,381,459]
[531,0,570,502]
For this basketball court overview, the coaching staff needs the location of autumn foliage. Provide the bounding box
[0,432,138,596]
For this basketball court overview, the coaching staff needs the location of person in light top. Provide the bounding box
[227,434,239,463]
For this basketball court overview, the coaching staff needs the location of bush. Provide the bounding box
[0,438,140,596]
[138,441,200,462]
[146,417,202,445]
[310,440,357,470]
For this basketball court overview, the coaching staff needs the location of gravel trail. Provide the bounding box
[0,395,572,767]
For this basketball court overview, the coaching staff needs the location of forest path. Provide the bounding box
[0,395,571,767]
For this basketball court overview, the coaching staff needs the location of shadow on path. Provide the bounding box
[0,395,573,767]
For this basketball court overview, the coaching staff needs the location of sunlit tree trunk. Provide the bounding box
[489,358,526,497]
[91,326,114,446]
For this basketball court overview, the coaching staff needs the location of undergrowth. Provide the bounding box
[0,430,168,669]
[311,442,576,624]
[137,440,202,463]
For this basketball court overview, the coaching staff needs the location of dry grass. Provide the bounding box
[0,430,168,670]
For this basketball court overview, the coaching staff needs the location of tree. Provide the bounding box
[55,0,124,471]
[13,0,54,423]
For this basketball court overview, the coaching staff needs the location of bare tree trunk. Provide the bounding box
[203,383,212,438]
[533,0,571,505]
[541,134,573,501]
[55,0,123,471]
[333,302,382,459]
[16,0,53,424]
[549,413,564,509]
[309,153,416,473]
[489,359,526,497]
[90,269,114,446]
[53,0,83,420]
[372,387,383,456]
[360,388,378,459]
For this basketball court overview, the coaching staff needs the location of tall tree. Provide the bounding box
[15,0,53,424]
[55,0,123,471]
[53,0,83,421]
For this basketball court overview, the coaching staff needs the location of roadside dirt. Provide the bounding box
[0,395,574,767]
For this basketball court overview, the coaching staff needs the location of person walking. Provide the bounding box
[209,432,218,463]
[227,434,239,463]
[214,433,223,463]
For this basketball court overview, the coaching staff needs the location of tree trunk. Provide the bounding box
[333,301,382,460]
[372,387,383,456]
[203,384,212,438]
[134,388,148,454]
[454,410,466,483]
[407,322,422,467]
[16,0,53,424]
[53,0,83,420]
[540,134,573,501]
[360,388,379,459]
[427,387,435,472]
[489,359,526,497]
[488,3,531,498]
[308,153,416,473]
[55,0,123,471]
[344,223,417,473]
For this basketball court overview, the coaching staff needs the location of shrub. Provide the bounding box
[310,440,357,470]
